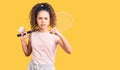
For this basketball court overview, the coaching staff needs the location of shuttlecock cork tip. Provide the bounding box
[18,26,25,33]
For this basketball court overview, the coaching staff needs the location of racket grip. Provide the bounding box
[17,30,32,37]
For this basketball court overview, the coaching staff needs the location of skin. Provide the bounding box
[20,10,72,57]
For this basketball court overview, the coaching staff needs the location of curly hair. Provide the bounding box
[29,3,56,31]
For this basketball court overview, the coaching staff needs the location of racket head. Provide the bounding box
[55,12,73,32]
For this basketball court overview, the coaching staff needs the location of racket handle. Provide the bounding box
[17,30,32,37]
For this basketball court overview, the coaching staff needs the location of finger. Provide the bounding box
[24,30,27,35]
[19,29,27,37]
[50,29,55,34]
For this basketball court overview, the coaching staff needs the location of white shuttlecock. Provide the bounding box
[18,26,25,33]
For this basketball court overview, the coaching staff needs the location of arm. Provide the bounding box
[51,27,72,54]
[20,31,32,57]
[57,34,72,54]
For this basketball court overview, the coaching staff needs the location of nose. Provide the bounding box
[41,19,45,23]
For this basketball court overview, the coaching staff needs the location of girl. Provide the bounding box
[20,2,72,70]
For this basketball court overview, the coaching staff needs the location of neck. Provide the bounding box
[39,29,49,32]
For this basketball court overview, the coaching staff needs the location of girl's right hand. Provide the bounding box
[20,30,28,41]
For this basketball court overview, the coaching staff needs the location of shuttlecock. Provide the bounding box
[18,26,25,33]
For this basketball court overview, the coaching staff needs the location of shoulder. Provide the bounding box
[29,31,38,39]
[50,33,60,41]
[30,31,38,35]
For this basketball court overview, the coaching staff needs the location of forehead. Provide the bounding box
[37,10,49,17]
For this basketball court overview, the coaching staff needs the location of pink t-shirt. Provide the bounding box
[30,31,60,64]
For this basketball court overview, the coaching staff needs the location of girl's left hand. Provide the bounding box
[50,27,62,36]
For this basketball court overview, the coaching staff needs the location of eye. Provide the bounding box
[38,17,42,19]
[45,17,48,20]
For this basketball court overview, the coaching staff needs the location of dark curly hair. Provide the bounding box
[29,3,56,31]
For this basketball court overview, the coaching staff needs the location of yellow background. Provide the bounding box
[0,0,120,70]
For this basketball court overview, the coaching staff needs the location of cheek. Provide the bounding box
[48,19,50,23]
[48,20,50,24]
[37,19,41,24]
[47,20,50,23]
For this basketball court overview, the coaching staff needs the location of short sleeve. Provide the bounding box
[54,35,60,44]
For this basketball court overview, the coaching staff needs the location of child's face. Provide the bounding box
[37,10,50,30]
